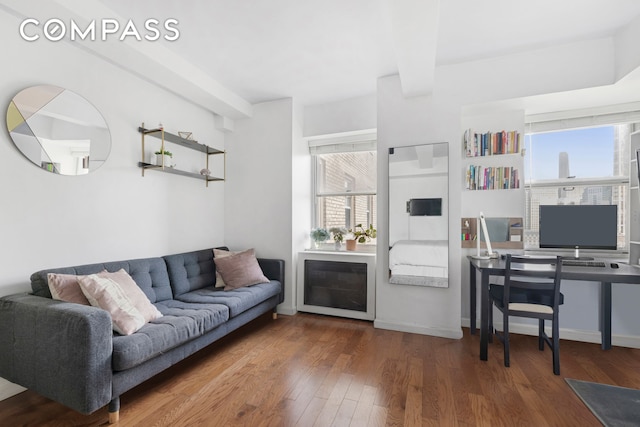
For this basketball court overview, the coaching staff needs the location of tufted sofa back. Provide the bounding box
[30,257,173,303]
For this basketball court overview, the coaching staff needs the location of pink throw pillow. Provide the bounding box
[78,269,162,335]
[213,248,269,291]
[47,273,90,305]
[213,248,238,288]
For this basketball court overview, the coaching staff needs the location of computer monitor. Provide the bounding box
[539,204,618,259]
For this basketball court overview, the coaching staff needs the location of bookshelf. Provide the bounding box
[464,129,521,157]
[463,129,522,191]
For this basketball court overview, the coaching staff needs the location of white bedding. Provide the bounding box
[389,240,449,287]
[389,240,448,270]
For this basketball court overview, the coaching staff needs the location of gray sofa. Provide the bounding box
[0,247,284,423]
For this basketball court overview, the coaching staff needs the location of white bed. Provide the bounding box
[389,240,448,287]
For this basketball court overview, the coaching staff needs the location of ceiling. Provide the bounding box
[5,0,640,117]
[102,0,640,110]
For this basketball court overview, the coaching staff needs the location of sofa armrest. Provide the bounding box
[0,293,113,414]
[257,258,285,303]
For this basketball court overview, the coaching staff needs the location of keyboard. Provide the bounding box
[561,260,606,268]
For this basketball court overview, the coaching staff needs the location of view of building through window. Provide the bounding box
[314,151,377,238]
[524,124,636,250]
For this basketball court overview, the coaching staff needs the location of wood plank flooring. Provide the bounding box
[1,312,640,426]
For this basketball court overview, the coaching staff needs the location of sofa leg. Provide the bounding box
[272,308,278,320]
[109,411,119,424]
[108,397,120,424]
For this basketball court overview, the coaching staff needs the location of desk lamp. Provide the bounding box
[471,212,499,260]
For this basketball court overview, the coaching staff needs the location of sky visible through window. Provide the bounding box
[525,126,614,180]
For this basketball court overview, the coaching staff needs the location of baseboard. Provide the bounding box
[374,319,463,339]
[276,306,297,316]
[0,379,25,401]
[461,317,640,349]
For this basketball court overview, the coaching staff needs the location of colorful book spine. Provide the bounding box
[463,129,520,157]
[465,165,520,190]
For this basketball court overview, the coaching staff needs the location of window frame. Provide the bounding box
[523,118,639,255]
[308,133,377,232]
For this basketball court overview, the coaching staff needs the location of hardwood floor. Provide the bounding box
[2,312,640,426]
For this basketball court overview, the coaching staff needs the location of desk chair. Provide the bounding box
[489,255,563,375]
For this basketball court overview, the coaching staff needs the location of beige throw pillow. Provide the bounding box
[213,248,238,288]
[47,273,90,305]
[213,248,269,291]
[78,269,162,335]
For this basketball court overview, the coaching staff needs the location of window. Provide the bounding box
[524,120,639,251]
[310,140,377,237]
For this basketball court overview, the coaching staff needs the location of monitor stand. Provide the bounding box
[562,247,594,261]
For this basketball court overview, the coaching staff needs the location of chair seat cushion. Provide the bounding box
[489,284,564,309]
[508,302,554,314]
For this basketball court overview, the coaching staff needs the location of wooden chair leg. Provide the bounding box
[552,317,560,375]
[488,303,494,343]
[503,313,510,367]
[538,319,545,351]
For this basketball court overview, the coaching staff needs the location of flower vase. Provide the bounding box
[334,240,342,250]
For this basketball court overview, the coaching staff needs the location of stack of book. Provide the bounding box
[466,165,520,190]
[464,129,520,157]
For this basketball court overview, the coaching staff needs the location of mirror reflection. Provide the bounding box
[388,143,449,287]
[7,85,111,175]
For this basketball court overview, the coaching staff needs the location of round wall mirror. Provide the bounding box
[6,85,111,175]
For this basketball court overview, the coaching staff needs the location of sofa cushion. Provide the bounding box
[111,301,229,371]
[31,257,173,303]
[164,249,218,297]
[176,280,282,317]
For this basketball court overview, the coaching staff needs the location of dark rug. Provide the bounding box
[566,378,640,426]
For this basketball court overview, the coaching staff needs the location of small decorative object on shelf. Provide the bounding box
[329,227,347,250]
[465,165,520,190]
[310,227,330,249]
[154,149,173,167]
[200,168,211,176]
[178,131,193,140]
[464,129,521,157]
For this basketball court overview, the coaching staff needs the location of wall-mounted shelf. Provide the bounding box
[463,129,521,157]
[465,165,520,190]
[138,124,225,186]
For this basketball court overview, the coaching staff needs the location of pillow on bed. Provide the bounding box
[213,248,239,288]
[78,269,162,335]
[213,248,269,291]
[47,273,90,305]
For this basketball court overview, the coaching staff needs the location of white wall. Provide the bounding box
[224,98,302,315]
[389,155,448,243]
[0,10,226,399]
[304,94,376,137]
[375,75,463,338]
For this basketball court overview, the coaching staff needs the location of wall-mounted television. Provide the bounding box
[539,205,617,258]
[407,198,441,216]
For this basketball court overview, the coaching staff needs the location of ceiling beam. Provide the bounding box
[386,0,440,97]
